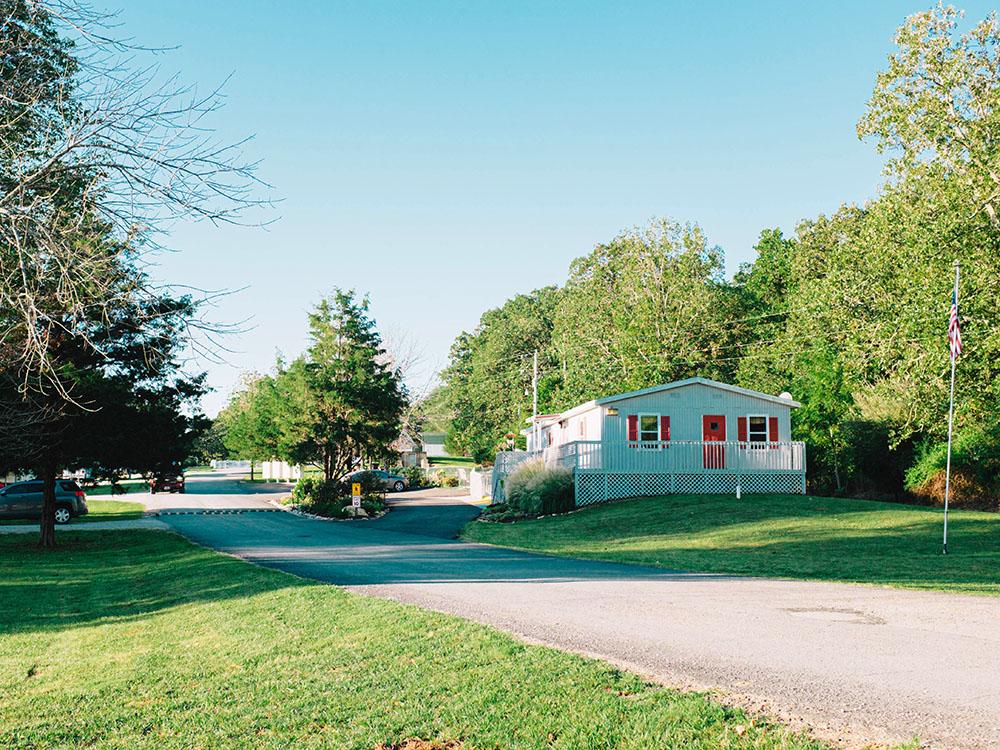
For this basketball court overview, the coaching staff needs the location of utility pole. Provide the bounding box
[532,349,539,453]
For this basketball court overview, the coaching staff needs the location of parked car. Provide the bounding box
[150,473,185,494]
[0,480,89,524]
[343,469,408,493]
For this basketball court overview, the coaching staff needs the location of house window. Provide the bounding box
[639,414,659,443]
[747,415,767,447]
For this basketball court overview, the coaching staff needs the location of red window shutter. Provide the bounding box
[737,416,748,443]
[660,415,670,441]
[768,416,779,443]
[627,415,638,441]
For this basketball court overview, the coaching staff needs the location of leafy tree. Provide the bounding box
[859,5,1000,229]
[0,1,265,546]
[275,290,407,481]
[217,373,281,480]
[552,218,741,406]
[0,289,207,546]
[440,288,561,461]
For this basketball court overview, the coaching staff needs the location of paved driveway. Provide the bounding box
[147,472,1000,749]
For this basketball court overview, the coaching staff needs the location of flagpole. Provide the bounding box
[942,260,960,556]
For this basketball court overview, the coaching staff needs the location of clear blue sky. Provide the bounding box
[117,1,994,415]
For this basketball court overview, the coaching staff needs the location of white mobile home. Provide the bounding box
[503,377,805,505]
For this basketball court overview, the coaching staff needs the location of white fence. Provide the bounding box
[493,440,807,507]
[550,440,806,475]
[210,460,251,470]
[261,460,301,482]
[469,468,493,501]
[491,451,536,502]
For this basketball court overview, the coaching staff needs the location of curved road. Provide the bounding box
[110,471,1000,748]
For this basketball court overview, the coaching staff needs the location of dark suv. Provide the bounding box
[150,473,185,494]
[0,480,89,524]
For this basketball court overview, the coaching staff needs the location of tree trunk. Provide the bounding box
[830,427,843,492]
[37,459,58,549]
[249,460,255,481]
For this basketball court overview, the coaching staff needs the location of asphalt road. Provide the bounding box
[138,471,1000,748]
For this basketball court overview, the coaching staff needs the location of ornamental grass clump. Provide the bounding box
[505,461,575,516]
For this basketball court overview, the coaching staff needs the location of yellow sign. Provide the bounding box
[351,482,361,497]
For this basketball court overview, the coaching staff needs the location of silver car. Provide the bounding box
[344,470,408,493]
[0,480,89,524]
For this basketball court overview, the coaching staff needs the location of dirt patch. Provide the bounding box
[375,740,465,750]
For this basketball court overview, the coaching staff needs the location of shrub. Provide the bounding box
[289,475,386,518]
[906,426,1000,510]
[505,461,574,516]
[432,469,460,488]
[400,466,426,488]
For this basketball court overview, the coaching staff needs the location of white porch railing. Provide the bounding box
[545,440,806,474]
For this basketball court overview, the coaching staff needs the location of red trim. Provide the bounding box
[626,414,638,441]
[768,416,779,444]
[660,415,670,441]
[737,416,748,443]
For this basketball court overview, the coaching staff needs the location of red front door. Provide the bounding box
[702,415,726,469]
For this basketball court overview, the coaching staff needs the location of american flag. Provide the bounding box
[949,288,962,361]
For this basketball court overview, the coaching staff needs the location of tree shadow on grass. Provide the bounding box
[0,530,307,636]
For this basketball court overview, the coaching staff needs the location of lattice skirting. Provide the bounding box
[574,471,805,506]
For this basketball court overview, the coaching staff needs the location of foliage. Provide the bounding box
[432,469,461,488]
[906,425,1000,510]
[216,373,281,474]
[417,385,452,433]
[399,465,427,488]
[553,219,741,407]
[0,1,263,546]
[858,5,1000,229]
[273,290,408,481]
[505,461,575,516]
[290,475,385,517]
[464,493,1000,596]
[440,287,561,462]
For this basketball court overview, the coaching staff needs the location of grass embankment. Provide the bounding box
[0,500,144,526]
[0,531,831,750]
[463,494,1000,597]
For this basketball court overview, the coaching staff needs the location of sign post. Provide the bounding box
[351,482,361,516]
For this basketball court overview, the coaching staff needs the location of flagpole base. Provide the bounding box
[942,543,948,556]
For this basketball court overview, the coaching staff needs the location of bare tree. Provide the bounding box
[0,0,270,547]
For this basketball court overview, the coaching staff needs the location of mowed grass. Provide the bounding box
[428,456,477,467]
[463,494,1000,596]
[0,531,831,750]
[84,479,149,496]
[0,499,145,526]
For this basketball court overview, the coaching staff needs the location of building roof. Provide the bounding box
[595,377,801,408]
[521,378,798,437]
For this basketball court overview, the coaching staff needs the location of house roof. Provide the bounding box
[522,378,798,437]
[595,377,801,408]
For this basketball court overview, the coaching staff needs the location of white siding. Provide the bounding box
[602,383,793,442]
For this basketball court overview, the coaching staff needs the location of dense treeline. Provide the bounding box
[434,6,1000,507]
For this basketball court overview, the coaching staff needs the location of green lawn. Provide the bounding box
[84,479,149,496]
[0,531,835,750]
[428,456,477,467]
[463,494,1000,597]
[0,499,145,526]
